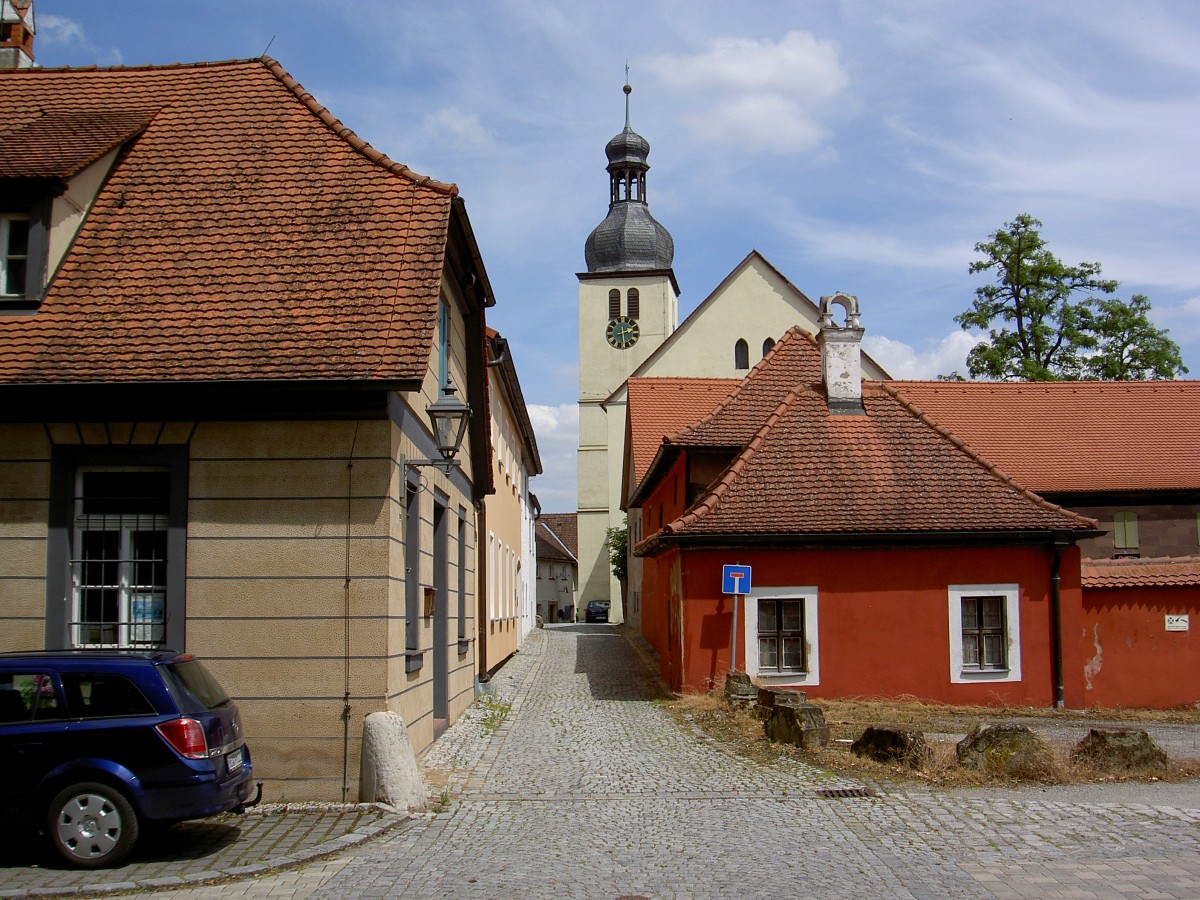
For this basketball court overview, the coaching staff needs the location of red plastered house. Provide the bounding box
[626,292,1200,708]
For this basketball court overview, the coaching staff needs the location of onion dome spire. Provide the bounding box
[584,73,674,273]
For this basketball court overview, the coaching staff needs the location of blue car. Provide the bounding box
[0,650,259,868]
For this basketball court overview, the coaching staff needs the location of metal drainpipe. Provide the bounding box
[476,499,489,683]
[1050,536,1068,710]
[341,423,360,802]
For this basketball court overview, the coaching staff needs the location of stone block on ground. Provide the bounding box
[1071,728,1168,774]
[955,723,1055,779]
[723,671,757,709]
[755,687,808,720]
[360,711,427,810]
[764,703,830,751]
[851,726,933,768]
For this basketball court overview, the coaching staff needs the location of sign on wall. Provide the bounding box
[1165,614,1189,632]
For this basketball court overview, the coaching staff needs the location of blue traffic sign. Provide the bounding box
[722,564,752,595]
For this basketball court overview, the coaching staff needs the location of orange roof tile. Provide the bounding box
[0,108,156,178]
[626,377,738,486]
[671,326,823,448]
[636,327,1097,547]
[891,381,1200,494]
[0,59,459,385]
[1082,556,1200,589]
[536,512,577,561]
[652,383,1096,542]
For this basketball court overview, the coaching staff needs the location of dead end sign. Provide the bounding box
[722,564,752,595]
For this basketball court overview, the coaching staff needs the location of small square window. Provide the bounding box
[948,584,1021,684]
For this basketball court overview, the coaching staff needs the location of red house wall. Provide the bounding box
[1074,586,1200,709]
[660,544,1074,707]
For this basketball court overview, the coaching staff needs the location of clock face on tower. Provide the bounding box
[606,315,640,349]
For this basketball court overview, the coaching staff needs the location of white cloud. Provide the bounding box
[864,330,979,381]
[684,95,828,154]
[646,30,849,155]
[37,13,123,65]
[527,403,578,513]
[420,107,496,156]
[37,14,85,46]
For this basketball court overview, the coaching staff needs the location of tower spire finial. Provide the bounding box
[623,62,632,129]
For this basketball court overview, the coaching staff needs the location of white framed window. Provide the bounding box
[1,214,30,296]
[71,468,170,648]
[947,584,1021,684]
[744,586,819,686]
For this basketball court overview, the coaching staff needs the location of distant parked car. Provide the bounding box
[585,601,610,623]
[0,649,259,868]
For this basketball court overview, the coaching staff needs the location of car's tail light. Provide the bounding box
[156,717,209,759]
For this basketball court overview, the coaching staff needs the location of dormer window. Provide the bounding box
[1,214,29,296]
[0,193,50,310]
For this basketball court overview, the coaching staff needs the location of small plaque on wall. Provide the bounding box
[1165,614,1189,632]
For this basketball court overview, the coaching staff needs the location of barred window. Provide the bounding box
[71,470,171,648]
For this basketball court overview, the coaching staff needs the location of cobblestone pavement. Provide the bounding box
[9,624,1200,899]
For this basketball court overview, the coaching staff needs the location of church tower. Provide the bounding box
[576,79,678,623]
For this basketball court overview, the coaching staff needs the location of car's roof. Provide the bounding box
[0,649,185,665]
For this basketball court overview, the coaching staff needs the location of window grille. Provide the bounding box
[70,470,170,648]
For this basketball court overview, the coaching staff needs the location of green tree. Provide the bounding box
[955,214,1185,381]
[956,214,1116,380]
[605,521,628,582]
[1084,294,1188,380]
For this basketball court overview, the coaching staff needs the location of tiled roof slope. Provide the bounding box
[670,326,823,448]
[655,383,1097,540]
[1082,556,1200,589]
[0,59,459,384]
[0,108,156,178]
[627,377,738,486]
[536,513,577,561]
[891,382,1200,493]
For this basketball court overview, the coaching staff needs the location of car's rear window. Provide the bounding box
[160,659,230,713]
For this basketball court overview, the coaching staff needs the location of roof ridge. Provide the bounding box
[672,325,811,441]
[262,58,458,196]
[659,384,802,538]
[0,57,266,74]
[880,383,1099,530]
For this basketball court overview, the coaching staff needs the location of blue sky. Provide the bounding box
[30,1,1200,512]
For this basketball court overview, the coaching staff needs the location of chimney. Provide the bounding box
[0,0,34,69]
[817,292,865,415]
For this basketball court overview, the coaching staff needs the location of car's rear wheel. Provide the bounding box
[46,782,139,868]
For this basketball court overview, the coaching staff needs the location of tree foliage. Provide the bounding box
[954,214,1186,381]
[1085,294,1188,380]
[605,520,628,582]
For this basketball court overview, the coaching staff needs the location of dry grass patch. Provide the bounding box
[661,692,1200,788]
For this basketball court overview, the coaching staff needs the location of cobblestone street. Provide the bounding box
[13,624,1200,899]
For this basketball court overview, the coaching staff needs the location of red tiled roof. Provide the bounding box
[1082,556,1200,589]
[671,326,823,448]
[0,59,459,384]
[536,512,577,561]
[891,381,1200,493]
[626,377,738,486]
[0,108,156,178]
[651,383,1096,541]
